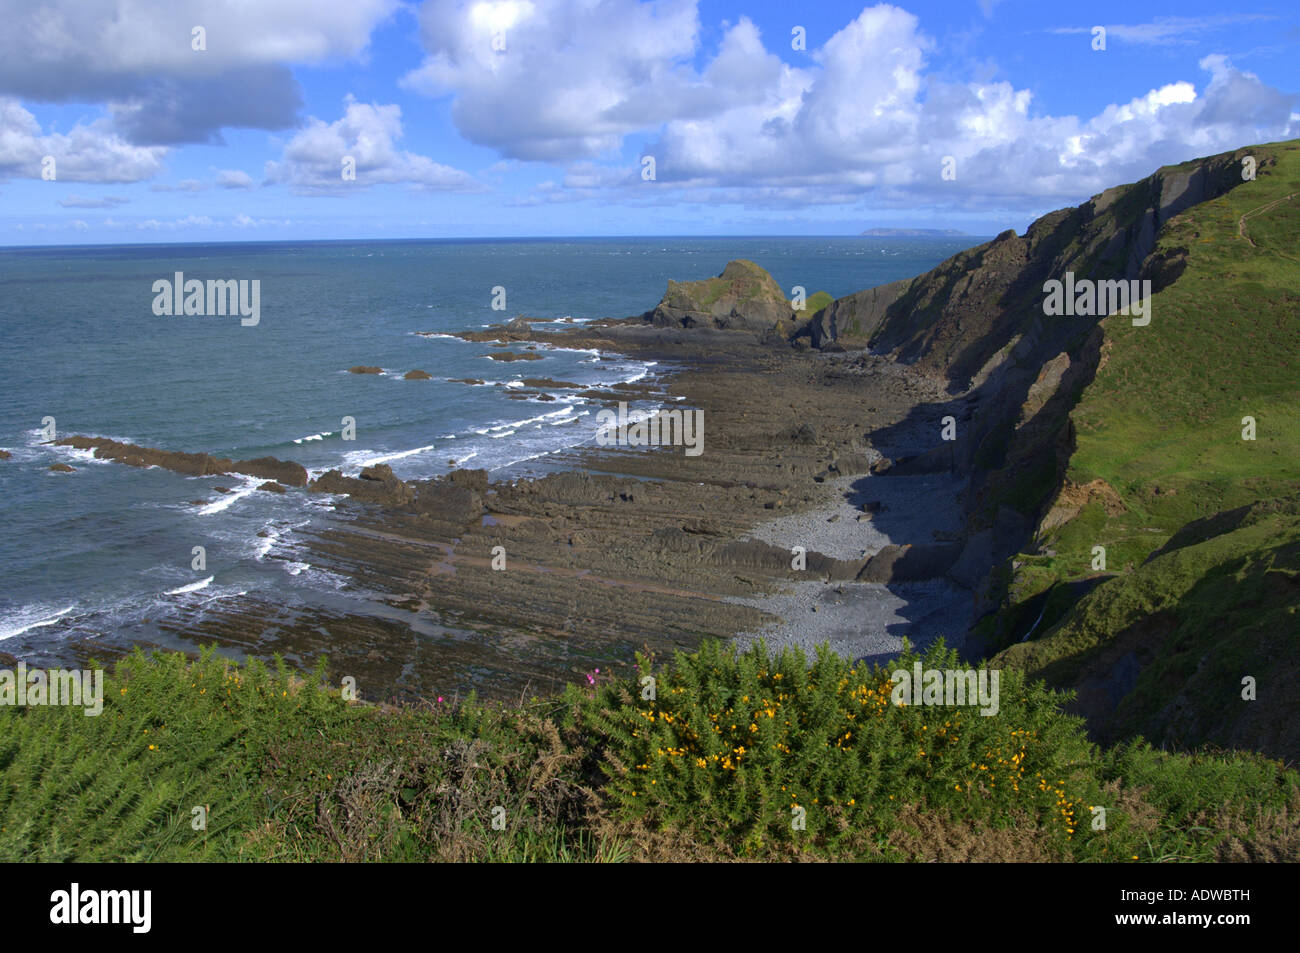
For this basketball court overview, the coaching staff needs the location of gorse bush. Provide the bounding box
[580,639,1103,855]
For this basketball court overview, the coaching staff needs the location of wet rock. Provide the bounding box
[236,456,309,487]
[348,366,383,374]
[404,369,433,380]
[520,378,581,389]
[487,351,544,362]
[49,463,75,472]
[257,481,287,494]
[54,436,307,485]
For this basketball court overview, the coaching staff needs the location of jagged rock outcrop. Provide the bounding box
[797,278,912,350]
[308,464,487,527]
[644,259,794,333]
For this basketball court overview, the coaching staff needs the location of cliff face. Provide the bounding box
[813,148,1264,383]
[839,139,1300,763]
[817,147,1277,612]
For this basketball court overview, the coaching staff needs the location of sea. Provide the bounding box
[0,236,979,655]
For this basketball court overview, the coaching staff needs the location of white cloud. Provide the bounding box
[414,1,1295,211]
[216,169,255,189]
[402,0,709,160]
[264,97,480,193]
[0,98,166,182]
[0,0,400,143]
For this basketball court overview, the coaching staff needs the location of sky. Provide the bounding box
[0,0,1297,245]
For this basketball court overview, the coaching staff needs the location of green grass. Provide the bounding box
[795,290,834,315]
[1057,140,1300,571]
[3,640,1294,862]
[987,142,1300,746]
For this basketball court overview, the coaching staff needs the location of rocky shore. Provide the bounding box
[47,291,987,703]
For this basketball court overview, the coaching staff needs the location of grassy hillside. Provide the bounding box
[986,140,1300,761]
[2,643,1296,861]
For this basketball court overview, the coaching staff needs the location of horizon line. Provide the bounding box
[0,232,994,252]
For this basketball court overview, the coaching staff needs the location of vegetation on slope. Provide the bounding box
[982,140,1300,761]
[2,642,1296,862]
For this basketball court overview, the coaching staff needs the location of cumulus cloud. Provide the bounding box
[0,98,166,182]
[402,0,710,160]
[410,1,1297,211]
[264,97,480,193]
[0,0,399,143]
[216,169,256,189]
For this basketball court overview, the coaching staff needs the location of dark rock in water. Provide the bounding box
[0,450,11,460]
[404,369,433,380]
[54,435,308,486]
[348,366,383,374]
[214,486,231,494]
[49,463,75,472]
[236,456,309,487]
[257,481,287,494]
[861,501,883,513]
[644,259,794,333]
[487,351,544,362]
[449,378,486,386]
[536,393,556,401]
[520,378,581,389]
[310,464,437,510]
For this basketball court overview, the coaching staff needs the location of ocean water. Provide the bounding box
[0,236,979,651]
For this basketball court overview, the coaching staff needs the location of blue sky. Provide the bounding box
[0,0,1296,244]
